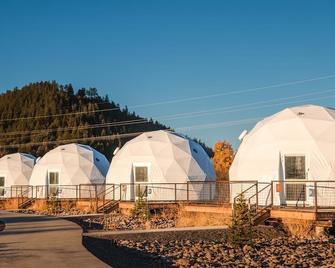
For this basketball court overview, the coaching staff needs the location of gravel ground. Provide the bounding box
[116,237,335,267]
[83,211,176,231]
[14,208,177,231]
[86,226,335,268]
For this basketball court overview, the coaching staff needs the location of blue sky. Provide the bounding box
[1,1,335,149]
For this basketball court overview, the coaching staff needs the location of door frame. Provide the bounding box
[0,174,5,198]
[132,162,151,200]
[282,153,310,205]
[47,169,61,198]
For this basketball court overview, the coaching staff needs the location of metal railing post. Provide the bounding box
[187,182,189,202]
[209,182,212,201]
[271,181,274,206]
[95,184,98,213]
[314,181,318,212]
[256,182,259,209]
[174,183,177,201]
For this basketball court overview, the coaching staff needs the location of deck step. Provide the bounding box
[97,200,119,214]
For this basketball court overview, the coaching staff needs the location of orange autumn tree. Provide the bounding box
[212,141,234,181]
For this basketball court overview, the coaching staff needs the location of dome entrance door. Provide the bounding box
[284,155,307,204]
[0,176,5,197]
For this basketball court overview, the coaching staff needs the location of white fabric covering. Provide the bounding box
[30,143,109,198]
[107,130,215,183]
[230,105,335,182]
[0,153,35,197]
[106,130,215,200]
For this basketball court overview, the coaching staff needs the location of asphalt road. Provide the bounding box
[0,210,109,268]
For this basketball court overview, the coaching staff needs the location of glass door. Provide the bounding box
[48,171,60,198]
[284,156,306,202]
[134,166,148,199]
[0,176,5,197]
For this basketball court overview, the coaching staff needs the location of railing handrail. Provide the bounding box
[233,183,257,203]
[248,183,271,202]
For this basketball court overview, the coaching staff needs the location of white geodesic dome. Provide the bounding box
[0,153,36,197]
[106,130,215,201]
[30,143,109,198]
[229,105,335,206]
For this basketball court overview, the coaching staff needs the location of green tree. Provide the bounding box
[228,193,253,247]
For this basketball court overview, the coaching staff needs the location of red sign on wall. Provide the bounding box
[276,183,282,193]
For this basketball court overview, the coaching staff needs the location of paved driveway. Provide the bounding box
[0,210,109,268]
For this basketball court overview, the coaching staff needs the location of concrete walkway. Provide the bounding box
[0,210,109,268]
[85,225,229,237]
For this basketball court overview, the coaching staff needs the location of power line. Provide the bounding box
[157,88,335,120]
[0,115,264,149]
[0,119,148,137]
[1,73,335,122]
[0,132,151,149]
[0,107,121,122]
[130,73,335,108]
[0,88,334,140]
[175,117,262,131]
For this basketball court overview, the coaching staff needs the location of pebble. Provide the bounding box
[116,235,335,267]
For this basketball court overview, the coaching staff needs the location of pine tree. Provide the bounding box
[228,193,253,247]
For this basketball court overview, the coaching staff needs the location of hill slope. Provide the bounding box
[0,81,212,159]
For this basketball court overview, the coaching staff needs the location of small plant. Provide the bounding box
[131,195,149,220]
[228,193,253,247]
[47,194,61,215]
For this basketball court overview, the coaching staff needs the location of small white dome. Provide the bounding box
[30,143,109,186]
[106,130,215,184]
[0,153,35,187]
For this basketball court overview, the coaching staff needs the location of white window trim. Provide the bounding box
[281,153,309,181]
[281,153,312,205]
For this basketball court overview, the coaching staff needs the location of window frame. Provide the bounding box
[132,163,150,183]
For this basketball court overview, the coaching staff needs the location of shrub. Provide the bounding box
[228,193,253,247]
[131,195,149,220]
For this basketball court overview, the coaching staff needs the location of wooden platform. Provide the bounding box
[271,206,335,222]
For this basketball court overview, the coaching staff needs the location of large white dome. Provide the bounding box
[30,143,109,187]
[106,130,215,184]
[230,105,335,182]
[0,153,36,197]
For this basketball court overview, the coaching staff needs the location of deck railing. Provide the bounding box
[4,180,335,211]
[271,180,335,211]
[2,181,260,205]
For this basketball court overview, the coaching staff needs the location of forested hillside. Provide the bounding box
[0,81,212,159]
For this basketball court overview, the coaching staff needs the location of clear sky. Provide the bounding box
[1,0,335,149]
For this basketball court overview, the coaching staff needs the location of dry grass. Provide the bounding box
[281,218,316,237]
[176,210,231,227]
